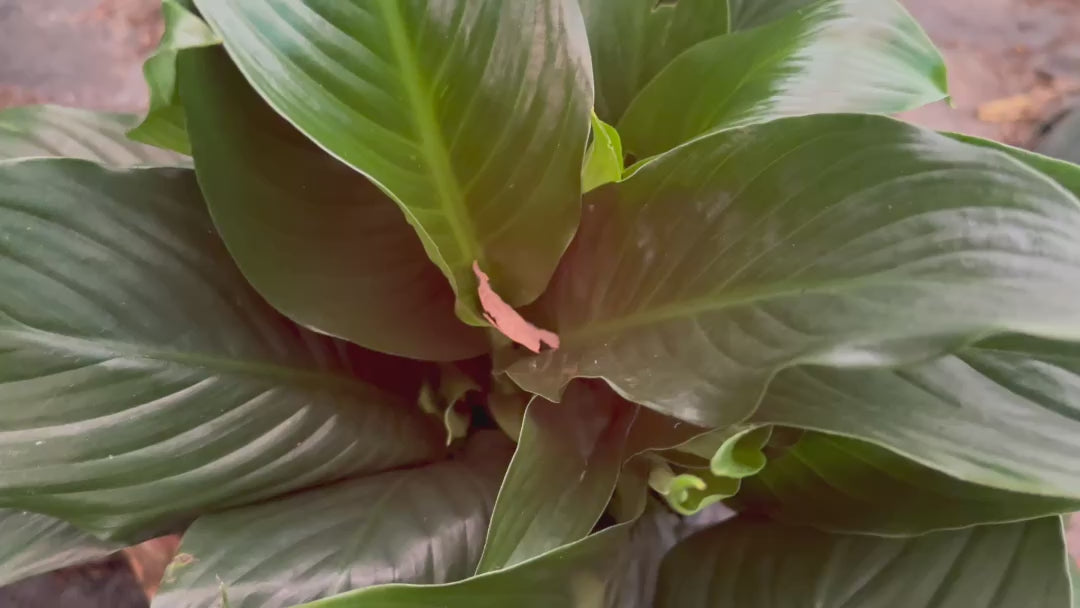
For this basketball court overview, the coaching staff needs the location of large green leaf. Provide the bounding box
[127,0,220,154]
[727,0,819,29]
[0,105,185,166]
[506,114,1080,427]
[476,382,637,573]
[151,433,512,608]
[0,158,442,539]
[947,133,1080,197]
[179,47,484,360]
[579,0,734,123]
[0,509,120,587]
[732,431,1079,535]
[619,0,947,157]
[748,335,1080,499]
[195,0,594,319]
[657,516,1073,607]
[295,491,719,608]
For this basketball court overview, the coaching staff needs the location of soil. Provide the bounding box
[0,0,1079,603]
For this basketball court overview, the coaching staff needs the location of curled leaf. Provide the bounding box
[474,262,559,353]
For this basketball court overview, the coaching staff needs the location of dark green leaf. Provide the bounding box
[657,516,1073,607]
[749,335,1080,498]
[0,509,120,587]
[946,132,1080,197]
[476,382,637,573]
[127,0,220,154]
[580,0,733,123]
[294,492,710,608]
[179,47,485,361]
[151,433,513,608]
[728,0,822,30]
[0,105,185,166]
[506,115,1080,427]
[0,159,442,539]
[732,431,1079,534]
[195,0,594,318]
[619,0,947,157]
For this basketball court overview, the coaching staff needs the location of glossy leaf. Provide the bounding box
[732,431,1080,535]
[0,159,442,539]
[0,509,120,587]
[476,382,637,573]
[727,0,819,29]
[749,335,1080,499]
[947,132,1080,197]
[581,112,623,193]
[127,0,220,154]
[152,433,513,608]
[0,105,184,166]
[507,115,1080,427]
[579,0,734,123]
[179,47,485,360]
[657,517,1073,607]
[296,494,715,608]
[620,0,947,157]
[195,0,594,318]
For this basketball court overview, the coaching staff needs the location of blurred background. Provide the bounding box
[0,0,1078,606]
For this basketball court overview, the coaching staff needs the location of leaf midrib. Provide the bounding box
[380,1,480,273]
[2,324,391,400]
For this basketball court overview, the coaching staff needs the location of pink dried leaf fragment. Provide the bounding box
[473,261,559,353]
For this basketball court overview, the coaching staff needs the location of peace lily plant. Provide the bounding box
[1,0,1079,606]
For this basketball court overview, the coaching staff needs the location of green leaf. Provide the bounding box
[151,433,512,608]
[657,516,1073,607]
[0,105,185,166]
[732,431,1080,535]
[646,427,772,515]
[581,112,624,193]
[295,495,699,608]
[619,0,948,157]
[178,47,485,361]
[648,458,740,516]
[476,382,637,573]
[195,0,594,319]
[506,114,1080,427]
[727,0,820,29]
[946,132,1080,198]
[580,0,735,123]
[0,158,442,539]
[749,335,1080,499]
[0,509,120,587]
[127,0,220,154]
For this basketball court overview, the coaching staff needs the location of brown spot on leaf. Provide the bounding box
[474,261,559,353]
